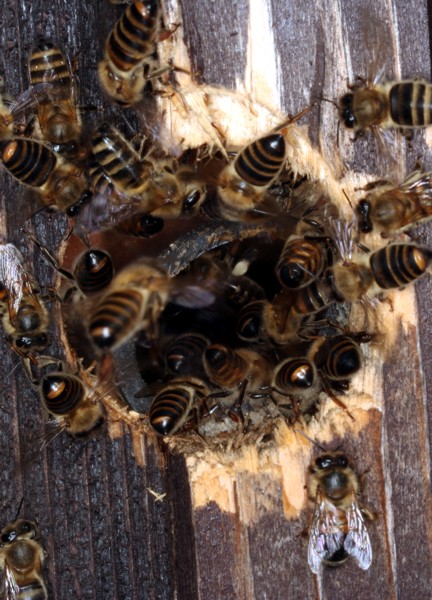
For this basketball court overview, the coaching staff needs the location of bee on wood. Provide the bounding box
[148,376,212,436]
[39,366,105,440]
[0,138,90,216]
[0,517,47,599]
[307,452,374,574]
[275,235,330,290]
[98,0,161,106]
[0,244,49,363]
[28,39,81,156]
[356,170,432,235]
[340,79,432,134]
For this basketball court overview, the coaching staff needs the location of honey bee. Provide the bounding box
[29,235,114,298]
[340,79,432,134]
[149,376,211,436]
[114,211,164,238]
[0,138,90,216]
[91,123,150,196]
[0,518,47,599]
[29,39,81,155]
[307,452,374,574]
[216,109,310,220]
[39,368,105,439]
[0,244,49,361]
[203,343,271,400]
[236,300,266,342]
[330,242,432,302]
[98,0,161,106]
[88,258,215,353]
[268,356,319,418]
[275,236,330,290]
[164,333,208,375]
[356,170,432,235]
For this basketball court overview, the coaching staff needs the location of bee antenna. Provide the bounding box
[14,497,25,521]
[314,95,338,109]
[293,428,326,451]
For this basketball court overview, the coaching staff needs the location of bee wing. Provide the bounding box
[0,244,27,320]
[3,563,20,600]
[343,497,373,570]
[307,493,345,575]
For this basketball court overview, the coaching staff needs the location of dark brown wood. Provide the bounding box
[0,0,431,599]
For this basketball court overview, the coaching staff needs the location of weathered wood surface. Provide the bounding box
[0,0,431,599]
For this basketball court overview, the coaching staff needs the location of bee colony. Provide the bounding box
[0,0,431,598]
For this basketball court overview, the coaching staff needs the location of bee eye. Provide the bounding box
[316,455,333,469]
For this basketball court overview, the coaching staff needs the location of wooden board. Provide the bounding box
[0,0,431,598]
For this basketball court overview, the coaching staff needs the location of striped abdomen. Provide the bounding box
[276,238,327,289]
[290,279,335,317]
[370,243,432,289]
[74,250,114,295]
[236,300,264,341]
[29,40,72,96]
[165,334,208,375]
[274,358,316,391]
[315,336,362,381]
[204,344,247,388]
[234,133,286,187]
[389,81,432,127]
[91,124,147,193]
[89,288,144,351]
[149,379,205,435]
[40,373,85,415]
[106,0,159,73]
[1,139,56,187]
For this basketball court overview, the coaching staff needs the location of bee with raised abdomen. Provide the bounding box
[149,376,211,436]
[39,366,105,439]
[356,170,432,235]
[0,137,90,216]
[340,79,432,134]
[29,39,81,155]
[307,452,374,574]
[98,0,161,106]
[0,517,47,599]
[0,244,49,362]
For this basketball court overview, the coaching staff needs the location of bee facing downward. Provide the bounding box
[307,452,374,574]
[0,518,47,599]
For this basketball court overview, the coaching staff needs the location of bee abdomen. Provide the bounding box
[89,289,143,350]
[315,337,362,380]
[236,300,264,341]
[277,239,325,289]
[41,373,85,415]
[370,243,432,289]
[75,250,114,295]
[29,41,71,90]
[291,279,334,316]
[1,139,56,187]
[107,0,159,72]
[274,358,316,390]
[149,387,192,435]
[204,344,246,387]
[165,334,208,375]
[235,133,285,186]
[116,212,164,238]
[390,82,432,126]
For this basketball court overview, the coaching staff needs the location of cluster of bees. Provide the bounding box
[0,0,432,594]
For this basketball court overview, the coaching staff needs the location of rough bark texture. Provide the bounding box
[0,0,431,599]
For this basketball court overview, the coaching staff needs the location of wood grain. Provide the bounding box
[0,0,431,599]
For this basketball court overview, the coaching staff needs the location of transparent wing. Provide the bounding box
[0,244,27,319]
[344,498,373,570]
[307,492,345,575]
[3,563,20,600]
